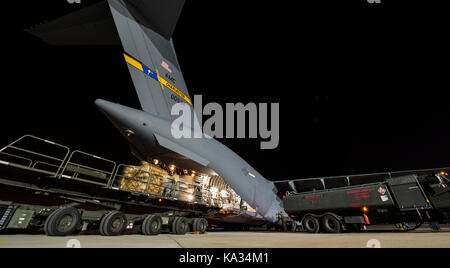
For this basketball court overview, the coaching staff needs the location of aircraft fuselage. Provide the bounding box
[95,99,285,223]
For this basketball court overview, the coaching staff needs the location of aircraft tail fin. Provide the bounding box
[108,0,193,120]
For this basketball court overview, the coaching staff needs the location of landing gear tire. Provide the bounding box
[142,215,162,236]
[303,216,320,233]
[172,217,189,235]
[44,207,81,237]
[322,215,342,233]
[100,211,127,236]
[192,218,208,234]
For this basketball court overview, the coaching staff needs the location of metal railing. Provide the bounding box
[59,150,116,187]
[0,151,33,167]
[0,135,71,177]
[276,167,450,184]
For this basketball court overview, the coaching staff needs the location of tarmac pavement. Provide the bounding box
[1,226,449,248]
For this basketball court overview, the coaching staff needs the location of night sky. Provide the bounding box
[2,0,449,180]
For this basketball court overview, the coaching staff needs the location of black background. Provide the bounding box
[2,0,449,180]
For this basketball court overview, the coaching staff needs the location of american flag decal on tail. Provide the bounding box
[161,60,172,73]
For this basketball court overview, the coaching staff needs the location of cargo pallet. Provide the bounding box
[0,135,219,236]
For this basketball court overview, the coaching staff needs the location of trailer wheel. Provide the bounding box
[44,207,81,237]
[172,217,189,235]
[142,215,162,236]
[303,216,320,233]
[199,218,208,234]
[322,215,342,233]
[100,211,127,236]
[192,218,208,234]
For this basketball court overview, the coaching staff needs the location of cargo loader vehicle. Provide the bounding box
[279,169,450,233]
[0,135,243,236]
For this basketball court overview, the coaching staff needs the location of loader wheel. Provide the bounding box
[303,216,320,233]
[192,218,208,234]
[322,215,342,233]
[142,215,162,236]
[44,207,81,237]
[199,218,208,234]
[172,217,189,235]
[100,211,127,236]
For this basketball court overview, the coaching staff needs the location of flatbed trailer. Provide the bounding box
[282,169,450,233]
[0,135,223,236]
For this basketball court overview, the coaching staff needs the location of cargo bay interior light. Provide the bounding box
[221,190,228,198]
[210,187,218,193]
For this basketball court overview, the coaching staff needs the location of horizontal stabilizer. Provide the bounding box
[154,134,210,167]
[123,0,186,40]
[25,1,120,45]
